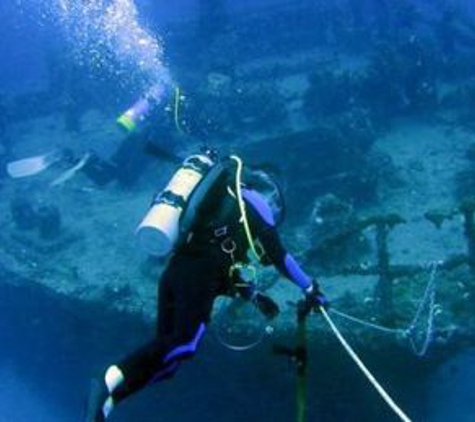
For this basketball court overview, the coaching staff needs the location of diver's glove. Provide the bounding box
[303,279,329,313]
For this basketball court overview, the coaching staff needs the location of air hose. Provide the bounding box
[213,155,273,353]
[230,155,261,261]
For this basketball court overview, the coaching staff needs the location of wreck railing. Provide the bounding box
[318,199,475,323]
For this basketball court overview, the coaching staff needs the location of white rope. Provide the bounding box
[329,309,405,335]
[320,307,413,422]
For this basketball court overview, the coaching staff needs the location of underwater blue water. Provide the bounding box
[424,349,475,422]
[1,1,475,421]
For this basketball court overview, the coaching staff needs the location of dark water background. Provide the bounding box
[1,1,475,421]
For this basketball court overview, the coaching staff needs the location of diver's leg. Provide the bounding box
[84,257,220,421]
[84,269,176,422]
[111,132,154,187]
[84,339,172,422]
[165,258,220,361]
[114,256,221,397]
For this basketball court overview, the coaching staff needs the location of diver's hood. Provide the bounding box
[243,168,285,226]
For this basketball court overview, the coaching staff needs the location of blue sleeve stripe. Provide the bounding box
[284,254,312,290]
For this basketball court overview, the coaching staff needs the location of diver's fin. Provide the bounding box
[6,151,61,179]
[50,152,91,187]
[84,379,108,422]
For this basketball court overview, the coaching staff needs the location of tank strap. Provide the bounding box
[154,190,187,209]
[183,155,213,174]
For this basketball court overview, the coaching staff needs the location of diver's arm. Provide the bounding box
[259,226,314,292]
[243,189,313,291]
[244,190,329,310]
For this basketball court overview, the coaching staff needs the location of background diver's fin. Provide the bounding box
[50,152,91,187]
[6,151,62,179]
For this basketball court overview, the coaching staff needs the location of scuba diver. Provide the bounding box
[83,77,181,188]
[85,148,329,422]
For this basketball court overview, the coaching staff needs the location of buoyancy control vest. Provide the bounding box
[181,179,249,257]
[136,153,267,265]
[180,157,271,266]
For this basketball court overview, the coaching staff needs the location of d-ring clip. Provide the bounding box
[221,238,237,255]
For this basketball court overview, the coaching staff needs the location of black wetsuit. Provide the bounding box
[92,173,313,420]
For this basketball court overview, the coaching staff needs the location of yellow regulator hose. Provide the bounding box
[230,155,261,262]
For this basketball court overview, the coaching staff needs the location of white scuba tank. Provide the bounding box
[136,154,215,256]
